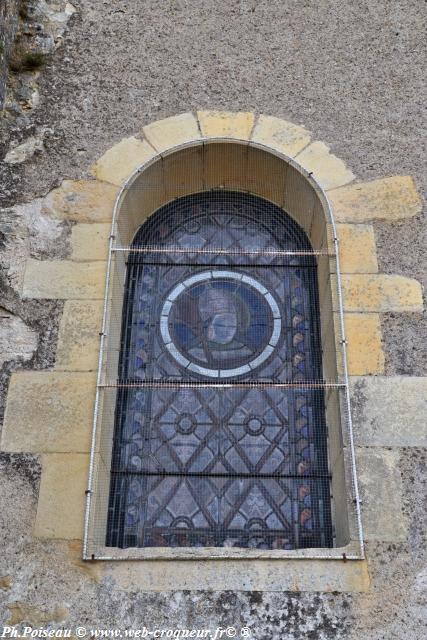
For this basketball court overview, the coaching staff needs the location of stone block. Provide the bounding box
[251,114,311,157]
[23,259,106,300]
[329,176,422,222]
[344,313,384,375]
[42,180,119,223]
[162,144,203,200]
[56,300,103,371]
[109,557,370,592]
[337,224,378,273]
[246,144,288,208]
[198,110,255,139]
[351,376,427,446]
[117,158,166,245]
[70,223,110,261]
[356,448,407,541]
[1,371,96,453]
[0,308,38,367]
[142,113,200,153]
[295,141,355,190]
[91,137,157,186]
[34,453,89,539]
[340,274,423,313]
[203,141,248,190]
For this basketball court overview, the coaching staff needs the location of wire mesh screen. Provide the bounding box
[98,191,340,551]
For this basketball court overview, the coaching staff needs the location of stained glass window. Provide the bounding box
[107,191,333,550]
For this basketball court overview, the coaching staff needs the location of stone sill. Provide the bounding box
[86,540,362,561]
[81,541,369,592]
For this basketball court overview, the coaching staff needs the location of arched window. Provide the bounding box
[106,191,332,550]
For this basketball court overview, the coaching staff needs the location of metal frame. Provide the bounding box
[83,138,365,561]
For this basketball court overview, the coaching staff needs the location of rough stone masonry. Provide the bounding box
[0,2,426,639]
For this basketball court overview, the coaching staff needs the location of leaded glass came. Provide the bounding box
[107,191,333,550]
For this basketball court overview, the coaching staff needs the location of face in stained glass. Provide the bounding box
[160,271,281,377]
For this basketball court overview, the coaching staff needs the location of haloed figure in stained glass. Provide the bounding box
[169,275,275,375]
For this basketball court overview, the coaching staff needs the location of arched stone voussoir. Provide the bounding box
[91,136,158,187]
[197,110,255,140]
[251,114,312,158]
[142,112,201,153]
[295,141,355,191]
[84,111,358,198]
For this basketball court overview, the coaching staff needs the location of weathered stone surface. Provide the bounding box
[91,137,157,186]
[351,376,427,446]
[34,453,89,539]
[295,141,355,190]
[67,541,105,582]
[6,602,69,626]
[56,300,103,371]
[4,134,44,164]
[0,0,19,109]
[329,176,422,222]
[23,259,106,299]
[251,114,311,157]
[340,274,423,312]
[143,112,200,153]
[344,313,384,375]
[109,558,370,592]
[70,223,110,261]
[0,307,38,366]
[42,180,119,223]
[1,0,76,111]
[1,371,96,453]
[0,197,68,294]
[337,224,378,273]
[356,448,407,541]
[198,110,255,139]
[0,575,13,590]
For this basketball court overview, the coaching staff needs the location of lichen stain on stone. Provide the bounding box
[0,575,13,590]
[349,378,368,427]
[236,593,348,640]
[89,589,350,640]
[6,602,69,626]
[0,453,41,493]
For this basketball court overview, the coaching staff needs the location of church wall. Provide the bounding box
[0,3,426,639]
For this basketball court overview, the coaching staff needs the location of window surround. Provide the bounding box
[83,132,365,562]
[3,111,422,590]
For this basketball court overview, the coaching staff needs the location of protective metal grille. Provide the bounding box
[106,192,334,550]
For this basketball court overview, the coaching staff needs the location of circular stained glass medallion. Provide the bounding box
[160,271,282,378]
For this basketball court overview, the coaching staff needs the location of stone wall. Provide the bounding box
[0,0,19,108]
[0,2,426,639]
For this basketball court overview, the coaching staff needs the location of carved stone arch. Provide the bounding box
[4,110,422,587]
[85,112,363,559]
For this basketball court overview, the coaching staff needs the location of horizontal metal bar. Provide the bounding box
[99,380,347,390]
[111,470,332,479]
[87,552,365,561]
[112,245,334,257]
[125,260,320,270]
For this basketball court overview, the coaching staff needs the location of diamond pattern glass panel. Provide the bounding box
[107,192,333,549]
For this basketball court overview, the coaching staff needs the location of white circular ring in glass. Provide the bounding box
[160,271,282,378]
